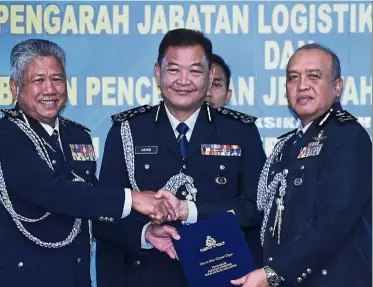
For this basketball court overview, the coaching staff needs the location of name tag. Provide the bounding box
[201,144,241,156]
[135,146,158,154]
[70,144,96,161]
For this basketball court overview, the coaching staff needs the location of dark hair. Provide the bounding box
[287,43,341,80]
[157,28,213,67]
[211,53,231,89]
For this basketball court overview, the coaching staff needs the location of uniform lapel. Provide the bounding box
[58,118,74,164]
[186,104,214,160]
[152,103,181,158]
[23,113,67,163]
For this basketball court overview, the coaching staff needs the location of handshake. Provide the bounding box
[131,189,190,260]
[132,189,190,224]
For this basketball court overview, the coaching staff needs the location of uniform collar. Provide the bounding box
[39,118,60,137]
[13,103,60,136]
[297,101,343,134]
[298,121,313,134]
[164,103,200,140]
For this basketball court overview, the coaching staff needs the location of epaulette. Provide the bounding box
[111,105,152,122]
[216,107,257,124]
[0,108,22,119]
[334,109,357,125]
[277,128,297,139]
[59,115,91,132]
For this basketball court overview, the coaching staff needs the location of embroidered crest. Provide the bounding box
[312,129,327,142]
[201,144,241,156]
[216,107,257,124]
[59,116,91,132]
[112,105,152,122]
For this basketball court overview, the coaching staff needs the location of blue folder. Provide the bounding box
[174,212,256,287]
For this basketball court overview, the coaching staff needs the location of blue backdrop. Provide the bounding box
[0,1,371,286]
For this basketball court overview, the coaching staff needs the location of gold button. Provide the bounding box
[18,262,23,268]
[52,160,57,165]
[322,269,327,275]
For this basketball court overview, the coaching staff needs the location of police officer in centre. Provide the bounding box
[0,39,180,287]
[96,28,267,287]
[231,44,372,287]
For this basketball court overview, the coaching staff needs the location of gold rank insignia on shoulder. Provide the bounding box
[201,144,241,156]
[70,144,96,161]
[297,130,326,159]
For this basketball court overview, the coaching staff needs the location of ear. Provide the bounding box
[154,62,161,88]
[334,78,343,99]
[208,64,216,91]
[9,78,19,101]
[225,89,232,105]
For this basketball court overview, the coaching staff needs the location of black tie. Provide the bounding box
[51,129,65,160]
[176,123,189,159]
[292,130,304,146]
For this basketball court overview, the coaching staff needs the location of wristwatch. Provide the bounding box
[264,265,281,287]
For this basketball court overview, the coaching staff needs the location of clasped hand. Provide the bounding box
[132,190,188,224]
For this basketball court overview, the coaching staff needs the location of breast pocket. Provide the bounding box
[192,155,241,201]
[134,154,172,191]
[71,161,96,184]
[291,154,323,188]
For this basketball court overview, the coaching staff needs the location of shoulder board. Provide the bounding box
[277,128,297,139]
[334,109,357,125]
[59,116,91,132]
[216,107,257,124]
[0,108,22,119]
[111,105,152,122]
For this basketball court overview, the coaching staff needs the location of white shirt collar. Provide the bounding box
[164,104,200,141]
[39,117,60,136]
[298,121,313,134]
